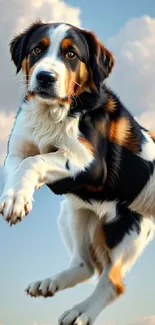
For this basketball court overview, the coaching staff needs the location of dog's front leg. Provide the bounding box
[0,150,75,225]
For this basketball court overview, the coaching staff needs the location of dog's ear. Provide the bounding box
[82,30,115,90]
[10,21,43,73]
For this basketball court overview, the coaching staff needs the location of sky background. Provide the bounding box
[0,1,155,325]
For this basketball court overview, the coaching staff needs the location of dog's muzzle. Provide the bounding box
[35,71,57,99]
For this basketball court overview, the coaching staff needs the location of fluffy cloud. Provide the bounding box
[0,112,15,165]
[15,0,80,33]
[108,16,155,117]
[129,316,155,325]
[136,111,155,130]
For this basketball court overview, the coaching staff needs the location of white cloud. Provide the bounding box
[136,111,155,130]
[108,16,155,117]
[129,316,155,325]
[15,0,81,33]
[0,111,15,165]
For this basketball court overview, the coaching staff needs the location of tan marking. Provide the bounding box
[61,38,72,50]
[148,131,155,142]
[79,137,94,155]
[91,216,110,274]
[72,63,90,96]
[25,92,36,101]
[21,57,29,86]
[78,62,89,93]
[90,217,125,296]
[109,117,139,152]
[22,58,27,73]
[22,140,40,158]
[12,139,40,159]
[66,62,90,98]
[105,97,116,113]
[86,185,103,192]
[41,36,50,47]
[96,119,108,136]
[90,245,103,275]
[65,70,77,98]
[108,262,125,296]
[22,56,31,86]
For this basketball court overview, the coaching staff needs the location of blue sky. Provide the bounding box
[0,1,155,325]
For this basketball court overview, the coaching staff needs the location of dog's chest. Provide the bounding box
[23,100,80,153]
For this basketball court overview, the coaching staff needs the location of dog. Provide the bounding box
[0,21,155,325]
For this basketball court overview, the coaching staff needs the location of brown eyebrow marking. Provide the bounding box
[61,38,73,50]
[40,36,50,47]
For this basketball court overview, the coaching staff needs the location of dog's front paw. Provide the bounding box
[0,188,33,225]
[25,277,59,298]
[59,308,91,325]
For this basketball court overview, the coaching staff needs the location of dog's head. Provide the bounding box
[10,21,114,104]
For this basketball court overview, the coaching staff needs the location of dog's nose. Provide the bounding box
[36,71,56,85]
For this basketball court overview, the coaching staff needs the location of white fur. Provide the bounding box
[67,193,117,220]
[0,96,93,224]
[130,168,155,216]
[138,131,155,161]
[29,24,70,100]
[130,131,155,216]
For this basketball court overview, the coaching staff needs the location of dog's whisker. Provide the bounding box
[72,80,81,88]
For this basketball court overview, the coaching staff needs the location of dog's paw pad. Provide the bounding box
[59,310,90,325]
[0,188,33,224]
[26,278,58,298]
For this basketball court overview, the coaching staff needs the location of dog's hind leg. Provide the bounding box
[26,199,97,297]
[58,214,154,325]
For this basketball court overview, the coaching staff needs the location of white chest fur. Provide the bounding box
[10,98,94,173]
[21,98,79,153]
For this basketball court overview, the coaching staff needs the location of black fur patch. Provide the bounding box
[65,159,70,170]
[103,204,142,249]
[48,85,154,208]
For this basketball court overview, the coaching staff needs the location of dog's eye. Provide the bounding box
[66,50,76,59]
[33,47,42,55]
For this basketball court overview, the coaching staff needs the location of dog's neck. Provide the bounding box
[69,86,108,117]
[23,85,108,124]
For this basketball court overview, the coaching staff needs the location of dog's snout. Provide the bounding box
[36,71,56,85]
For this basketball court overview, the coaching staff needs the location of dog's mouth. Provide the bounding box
[36,90,52,99]
[33,87,55,100]
[31,88,69,104]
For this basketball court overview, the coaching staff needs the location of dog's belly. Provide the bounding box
[67,190,155,222]
[66,193,117,221]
